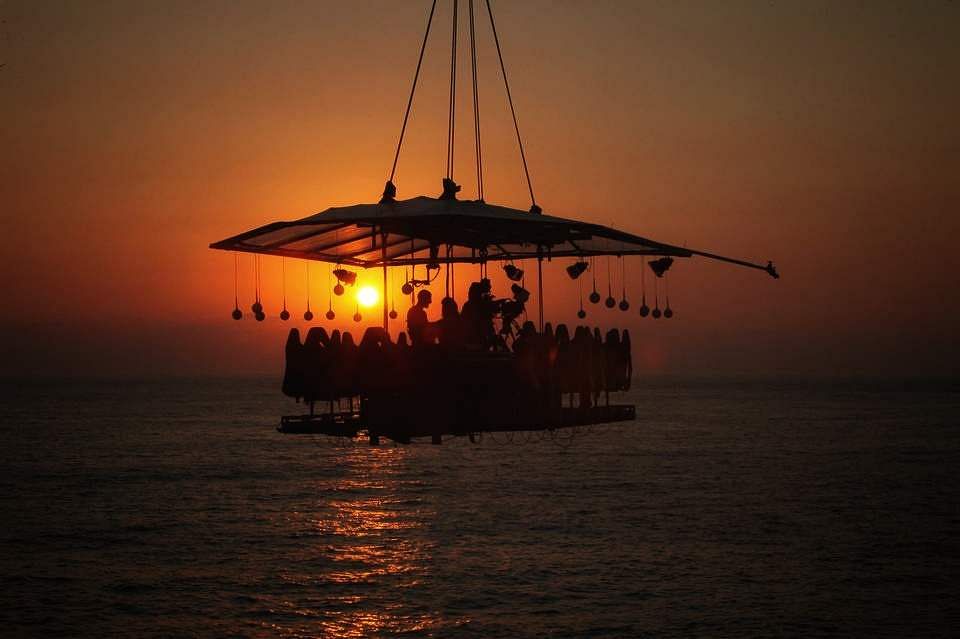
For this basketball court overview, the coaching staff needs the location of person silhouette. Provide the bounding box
[437,296,464,350]
[281,328,304,401]
[461,279,496,350]
[406,289,433,346]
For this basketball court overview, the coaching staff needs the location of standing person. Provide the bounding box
[406,289,434,346]
[461,279,496,350]
[437,297,464,351]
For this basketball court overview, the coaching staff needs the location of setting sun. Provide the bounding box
[357,286,379,308]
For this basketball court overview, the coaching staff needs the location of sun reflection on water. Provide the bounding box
[259,447,457,637]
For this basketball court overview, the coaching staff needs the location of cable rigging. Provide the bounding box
[383,0,438,203]
[485,0,537,212]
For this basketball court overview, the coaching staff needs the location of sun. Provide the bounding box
[357,285,379,308]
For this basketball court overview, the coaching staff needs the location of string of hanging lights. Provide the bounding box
[231,253,243,320]
[325,263,335,320]
[303,261,314,321]
[618,257,630,311]
[251,255,265,322]
[280,257,290,321]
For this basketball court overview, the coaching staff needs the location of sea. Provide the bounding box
[1,377,958,638]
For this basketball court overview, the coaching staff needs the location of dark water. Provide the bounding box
[1,378,958,637]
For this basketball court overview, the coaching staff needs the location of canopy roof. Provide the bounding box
[210,195,776,275]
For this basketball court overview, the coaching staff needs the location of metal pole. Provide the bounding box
[537,254,544,332]
[382,233,389,334]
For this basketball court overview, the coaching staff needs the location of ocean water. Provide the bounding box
[1,377,958,638]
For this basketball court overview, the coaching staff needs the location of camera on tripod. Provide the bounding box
[492,283,530,336]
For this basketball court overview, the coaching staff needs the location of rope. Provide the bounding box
[620,256,626,299]
[444,245,451,297]
[537,255,544,331]
[468,0,484,200]
[485,0,536,209]
[446,0,459,180]
[282,256,287,308]
[641,256,646,298]
[327,263,333,313]
[254,255,261,303]
[233,253,240,308]
[390,267,396,314]
[305,261,311,312]
[606,255,612,298]
[591,255,598,294]
[389,0,438,183]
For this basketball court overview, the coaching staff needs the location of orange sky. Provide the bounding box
[1,1,958,378]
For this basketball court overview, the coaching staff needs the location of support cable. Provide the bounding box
[485,0,537,211]
[446,0,459,180]
[468,0,484,201]
[388,0,438,187]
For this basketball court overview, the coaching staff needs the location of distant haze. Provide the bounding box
[1,0,957,379]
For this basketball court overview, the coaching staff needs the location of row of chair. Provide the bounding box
[281,324,632,409]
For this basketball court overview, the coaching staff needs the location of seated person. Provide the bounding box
[406,289,435,346]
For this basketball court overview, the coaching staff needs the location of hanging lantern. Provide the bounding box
[255,311,266,322]
[353,310,362,322]
[401,282,414,296]
[325,309,335,320]
[619,299,629,311]
[605,295,616,308]
[577,308,586,319]
[639,296,650,317]
[231,308,243,321]
[280,309,290,321]
[251,301,263,314]
[389,309,398,320]
[333,283,345,296]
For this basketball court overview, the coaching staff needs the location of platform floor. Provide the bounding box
[278,404,636,442]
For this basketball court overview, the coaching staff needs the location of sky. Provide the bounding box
[1,0,958,379]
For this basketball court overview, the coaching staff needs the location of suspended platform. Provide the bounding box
[278,402,635,444]
[209,2,779,447]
